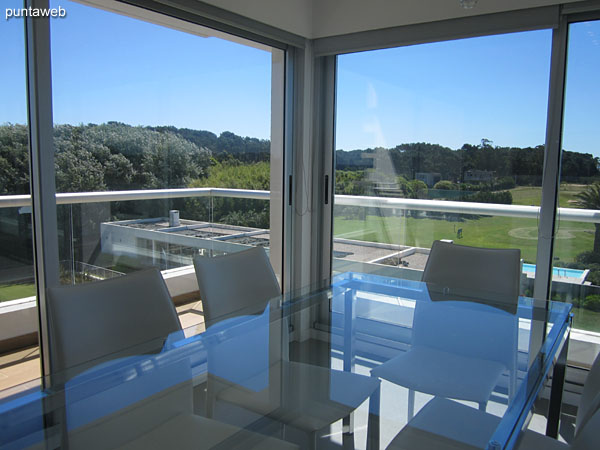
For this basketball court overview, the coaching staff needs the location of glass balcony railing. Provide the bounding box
[1,187,600,394]
[1,188,600,330]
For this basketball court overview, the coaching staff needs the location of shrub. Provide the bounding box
[583,295,600,312]
[433,180,457,190]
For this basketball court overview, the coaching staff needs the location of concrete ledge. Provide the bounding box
[0,297,38,353]
[161,265,199,303]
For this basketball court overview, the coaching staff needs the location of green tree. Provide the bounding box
[188,161,270,228]
[336,170,366,195]
[55,148,105,192]
[575,182,600,254]
[0,124,29,194]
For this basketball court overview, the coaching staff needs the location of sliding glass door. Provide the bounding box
[333,30,553,296]
[550,19,600,336]
[0,0,287,388]
[49,0,285,289]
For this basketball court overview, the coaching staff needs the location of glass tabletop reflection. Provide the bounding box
[0,272,571,450]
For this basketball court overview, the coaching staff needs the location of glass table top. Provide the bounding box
[0,272,572,450]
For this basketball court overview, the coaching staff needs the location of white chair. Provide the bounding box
[46,269,297,450]
[46,268,181,382]
[194,246,381,449]
[371,241,521,421]
[386,352,600,450]
[421,240,521,314]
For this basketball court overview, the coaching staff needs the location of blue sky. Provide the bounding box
[337,24,600,155]
[0,0,598,155]
[337,30,553,151]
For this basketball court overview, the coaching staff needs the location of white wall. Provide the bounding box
[202,0,313,37]
[202,0,582,39]
[311,0,581,38]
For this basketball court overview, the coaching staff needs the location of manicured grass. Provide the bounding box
[510,184,586,208]
[0,283,36,302]
[509,186,542,206]
[334,213,593,263]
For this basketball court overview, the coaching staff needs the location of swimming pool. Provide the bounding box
[522,263,587,279]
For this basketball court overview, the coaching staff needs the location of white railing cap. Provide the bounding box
[1,188,599,223]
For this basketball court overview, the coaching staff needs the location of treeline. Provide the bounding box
[1,122,211,195]
[3,123,599,197]
[336,142,600,184]
[188,161,270,229]
[0,122,270,196]
[147,126,270,162]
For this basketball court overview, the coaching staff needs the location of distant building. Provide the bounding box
[415,172,441,188]
[464,170,495,183]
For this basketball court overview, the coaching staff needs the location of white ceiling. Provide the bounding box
[201,0,582,39]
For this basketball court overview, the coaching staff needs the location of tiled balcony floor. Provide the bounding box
[0,299,205,397]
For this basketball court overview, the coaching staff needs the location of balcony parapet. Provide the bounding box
[2,188,600,223]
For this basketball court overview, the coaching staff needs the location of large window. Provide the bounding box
[0,0,40,390]
[334,30,552,297]
[551,20,600,333]
[49,0,281,288]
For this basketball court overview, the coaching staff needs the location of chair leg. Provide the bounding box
[309,430,318,450]
[407,389,415,421]
[342,428,355,449]
[343,412,354,435]
[367,383,381,450]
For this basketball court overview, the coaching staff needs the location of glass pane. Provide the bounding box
[552,20,600,339]
[0,0,41,391]
[334,30,552,295]
[50,0,275,294]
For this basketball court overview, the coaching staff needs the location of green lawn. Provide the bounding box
[510,184,586,207]
[0,283,36,302]
[334,213,593,263]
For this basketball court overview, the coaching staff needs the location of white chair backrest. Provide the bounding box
[47,268,181,381]
[576,351,600,434]
[423,240,521,303]
[193,247,281,328]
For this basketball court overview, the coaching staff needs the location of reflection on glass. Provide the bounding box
[334,30,553,296]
